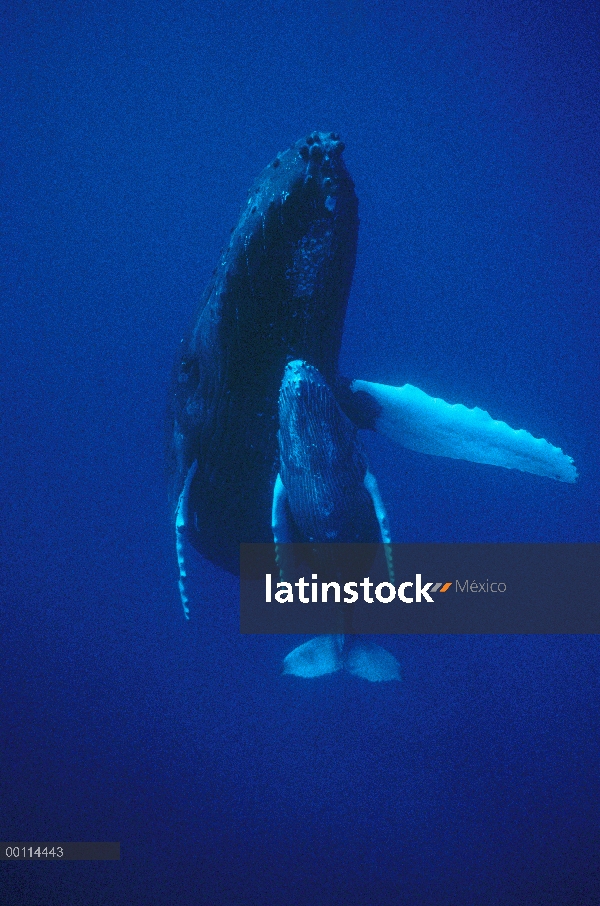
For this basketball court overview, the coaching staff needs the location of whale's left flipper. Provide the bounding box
[353,380,577,483]
[175,460,198,619]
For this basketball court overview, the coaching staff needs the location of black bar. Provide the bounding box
[240,543,600,634]
[1,843,120,860]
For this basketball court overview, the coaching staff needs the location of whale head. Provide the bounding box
[199,131,359,384]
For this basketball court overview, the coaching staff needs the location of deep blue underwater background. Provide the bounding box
[2,1,600,904]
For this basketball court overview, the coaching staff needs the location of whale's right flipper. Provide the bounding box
[364,468,395,584]
[352,380,577,483]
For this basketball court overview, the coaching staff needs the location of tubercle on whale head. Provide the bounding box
[248,132,349,199]
[241,131,355,234]
[297,131,347,197]
[278,358,327,394]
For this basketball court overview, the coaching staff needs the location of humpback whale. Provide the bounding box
[167,132,359,580]
[274,360,400,680]
[166,131,577,669]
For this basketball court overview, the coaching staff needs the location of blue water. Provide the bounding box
[2,2,599,903]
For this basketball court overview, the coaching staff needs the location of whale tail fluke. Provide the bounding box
[283,635,400,682]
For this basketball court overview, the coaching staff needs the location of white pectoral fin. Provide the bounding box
[175,460,198,619]
[364,469,395,584]
[272,473,293,543]
[353,380,577,483]
[272,473,297,582]
[364,470,391,543]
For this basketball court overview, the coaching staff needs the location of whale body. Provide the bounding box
[274,360,400,681]
[166,131,576,634]
[166,132,359,576]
